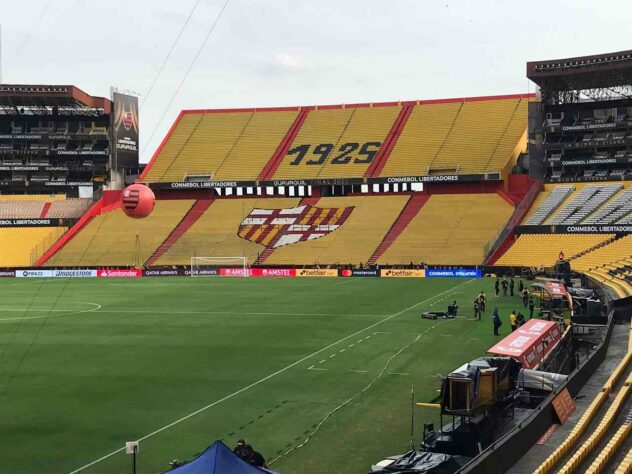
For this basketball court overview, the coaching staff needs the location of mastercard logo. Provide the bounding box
[342,269,352,277]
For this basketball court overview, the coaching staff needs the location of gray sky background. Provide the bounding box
[1,0,630,163]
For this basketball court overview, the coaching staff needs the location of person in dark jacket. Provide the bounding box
[518,279,524,292]
[528,298,535,319]
[517,312,526,327]
[509,277,515,297]
[241,444,267,468]
[502,278,509,296]
[233,439,246,457]
[478,291,487,312]
[495,279,500,298]
[492,308,502,335]
[522,288,529,307]
[473,299,481,321]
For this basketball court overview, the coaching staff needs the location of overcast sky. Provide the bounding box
[1,0,630,163]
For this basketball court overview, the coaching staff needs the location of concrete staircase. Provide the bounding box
[367,193,430,265]
[144,199,214,266]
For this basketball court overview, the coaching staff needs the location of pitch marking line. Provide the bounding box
[307,367,327,371]
[93,309,384,318]
[0,302,101,322]
[346,369,368,374]
[387,372,410,376]
[68,278,474,473]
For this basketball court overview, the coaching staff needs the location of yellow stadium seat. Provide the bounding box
[0,227,67,267]
[496,234,615,267]
[378,194,512,265]
[44,200,195,267]
[382,98,528,176]
[155,198,301,266]
[142,110,299,183]
[271,106,400,180]
[265,195,408,265]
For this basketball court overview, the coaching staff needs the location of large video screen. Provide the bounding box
[112,92,139,169]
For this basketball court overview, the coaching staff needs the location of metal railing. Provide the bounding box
[483,179,543,263]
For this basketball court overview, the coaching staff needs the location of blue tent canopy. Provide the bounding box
[165,440,277,474]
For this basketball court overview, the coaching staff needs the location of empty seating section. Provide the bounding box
[142,110,298,182]
[0,200,45,218]
[525,186,574,224]
[378,194,512,265]
[271,106,400,180]
[524,183,632,226]
[0,195,91,219]
[379,102,462,176]
[44,200,194,267]
[427,98,527,173]
[548,184,622,225]
[212,111,299,181]
[0,227,66,267]
[495,234,614,267]
[46,198,92,218]
[0,194,66,218]
[571,235,632,296]
[381,98,528,176]
[154,198,300,266]
[585,186,632,224]
[265,195,408,265]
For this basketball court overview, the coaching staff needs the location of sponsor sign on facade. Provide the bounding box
[147,173,500,190]
[380,269,425,278]
[516,225,632,234]
[339,268,380,277]
[0,218,68,227]
[426,269,482,278]
[97,269,142,278]
[296,268,339,278]
[52,269,97,278]
[143,269,184,277]
[0,270,16,277]
[219,268,297,277]
[16,269,54,278]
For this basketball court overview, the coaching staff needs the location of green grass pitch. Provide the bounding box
[0,276,528,473]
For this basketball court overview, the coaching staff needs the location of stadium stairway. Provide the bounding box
[144,198,214,266]
[364,103,414,177]
[258,109,309,181]
[35,197,107,266]
[39,201,52,218]
[367,193,429,265]
[254,194,322,265]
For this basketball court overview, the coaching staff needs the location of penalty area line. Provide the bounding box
[68,278,473,473]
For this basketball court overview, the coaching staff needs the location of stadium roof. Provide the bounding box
[527,49,632,92]
[0,84,111,112]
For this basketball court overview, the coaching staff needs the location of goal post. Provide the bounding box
[190,257,247,277]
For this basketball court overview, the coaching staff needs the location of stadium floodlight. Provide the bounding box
[190,256,247,277]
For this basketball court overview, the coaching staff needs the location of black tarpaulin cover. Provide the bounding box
[469,356,521,384]
[369,451,463,473]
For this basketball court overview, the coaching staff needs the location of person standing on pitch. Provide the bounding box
[495,279,500,298]
[528,298,535,319]
[509,277,515,297]
[522,288,529,307]
[518,279,524,293]
[478,291,487,312]
[502,277,509,296]
[509,310,518,332]
[473,298,481,321]
[492,308,502,335]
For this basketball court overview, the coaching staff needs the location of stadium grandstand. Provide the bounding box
[30,93,533,269]
[2,47,632,474]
